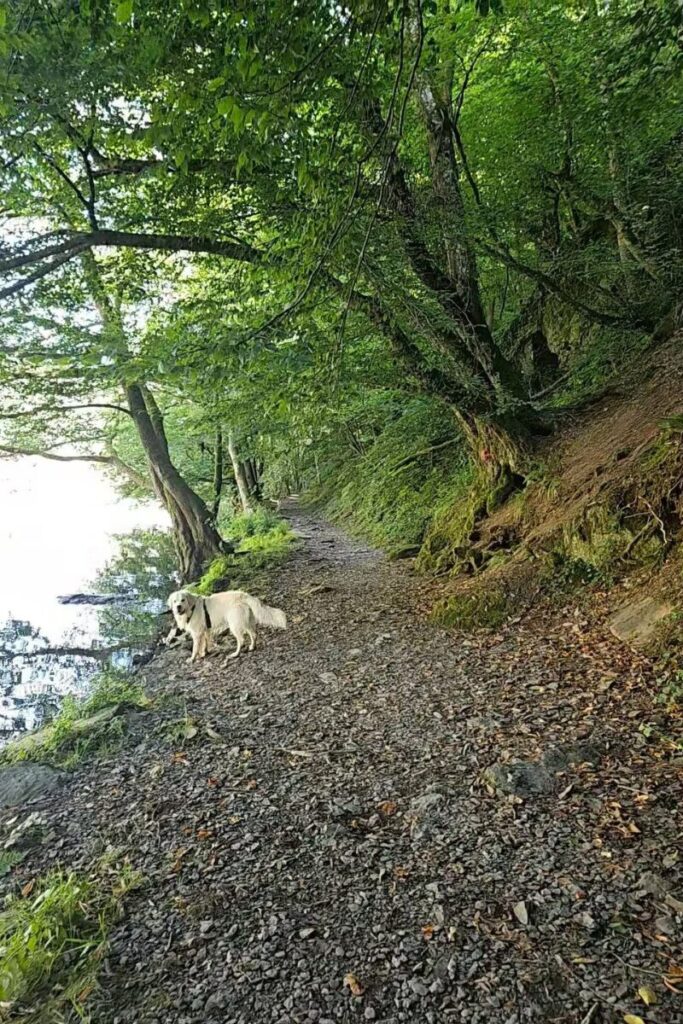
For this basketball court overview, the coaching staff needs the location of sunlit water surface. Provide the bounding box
[0,458,169,736]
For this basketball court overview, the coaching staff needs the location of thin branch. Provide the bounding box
[0,642,135,662]
[0,403,131,420]
[0,247,90,299]
[32,142,90,210]
[0,445,114,463]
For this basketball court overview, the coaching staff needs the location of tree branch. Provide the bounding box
[0,445,114,463]
[0,230,262,298]
[0,247,90,299]
[0,402,131,419]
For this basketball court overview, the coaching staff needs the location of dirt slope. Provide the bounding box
[6,505,682,1024]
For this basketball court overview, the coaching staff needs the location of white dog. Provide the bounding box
[165,589,286,663]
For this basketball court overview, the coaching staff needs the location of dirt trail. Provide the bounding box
[11,505,682,1023]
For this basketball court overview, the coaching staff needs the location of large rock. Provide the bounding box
[609,596,673,647]
[0,764,65,808]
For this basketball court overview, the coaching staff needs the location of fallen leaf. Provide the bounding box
[196,829,213,840]
[205,725,221,740]
[513,901,529,926]
[378,800,398,817]
[20,879,35,898]
[623,1015,645,1024]
[183,723,198,739]
[170,847,189,872]
[637,986,656,1006]
[421,923,435,940]
[393,865,410,879]
[343,972,364,997]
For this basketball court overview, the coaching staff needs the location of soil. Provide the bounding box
[4,504,682,1024]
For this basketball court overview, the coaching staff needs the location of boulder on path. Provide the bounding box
[609,596,673,647]
[0,763,65,808]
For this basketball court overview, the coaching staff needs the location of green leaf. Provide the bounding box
[115,0,133,24]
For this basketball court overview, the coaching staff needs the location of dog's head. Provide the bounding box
[168,589,198,624]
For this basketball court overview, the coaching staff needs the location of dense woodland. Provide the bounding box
[0,0,681,580]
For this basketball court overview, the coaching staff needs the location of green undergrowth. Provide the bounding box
[308,399,469,556]
[196,508,294,595]
[0,670,149,769]
[0,857,140,1021]
[431,586,512,631]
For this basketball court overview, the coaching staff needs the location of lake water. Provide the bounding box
[0,458,170,735]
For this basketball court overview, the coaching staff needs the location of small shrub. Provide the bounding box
[432,587,510,630]
[223,507,282,540]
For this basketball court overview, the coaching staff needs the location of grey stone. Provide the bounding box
[484,762,553,798]
[609,596,673,646]
[0,763,65,808]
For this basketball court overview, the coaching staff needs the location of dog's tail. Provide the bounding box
[245,595,287,629]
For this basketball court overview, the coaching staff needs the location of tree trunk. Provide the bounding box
[416,81,532,403]
[212,426,224,521]
[227,432,254,514]
[126,384,224,581]
[454,410,528,508]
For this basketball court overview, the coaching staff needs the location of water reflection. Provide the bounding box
[0,459,173,741]
[0,529,176,737]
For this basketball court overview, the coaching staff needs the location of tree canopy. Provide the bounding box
[1,0,681,575]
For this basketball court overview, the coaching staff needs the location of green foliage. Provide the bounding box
[80,669,148,716]
[220,507,283,541]
[0,671,148,769]
[432,587,510,631]
[0,851,23,879]
[0,860,140,1019]
[195,512,294,595]
[0,0,681,584]
[309,399,469,555]
[416,469,488,575]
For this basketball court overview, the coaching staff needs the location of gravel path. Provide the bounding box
[9,504,682,1023]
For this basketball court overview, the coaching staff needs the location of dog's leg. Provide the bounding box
[198,633,208,660]
[228,632,243,659]
[247,630,256,651]
[189,634,200,663]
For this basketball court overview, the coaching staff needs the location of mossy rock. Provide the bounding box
[432,587,511,630]
[3,704,128,762]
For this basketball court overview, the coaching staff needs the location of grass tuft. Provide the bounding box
[0,859,140,1020]
[196,511,294,596]
[0,670,148,769]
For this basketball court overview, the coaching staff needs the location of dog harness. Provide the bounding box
[203,602,212,629]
